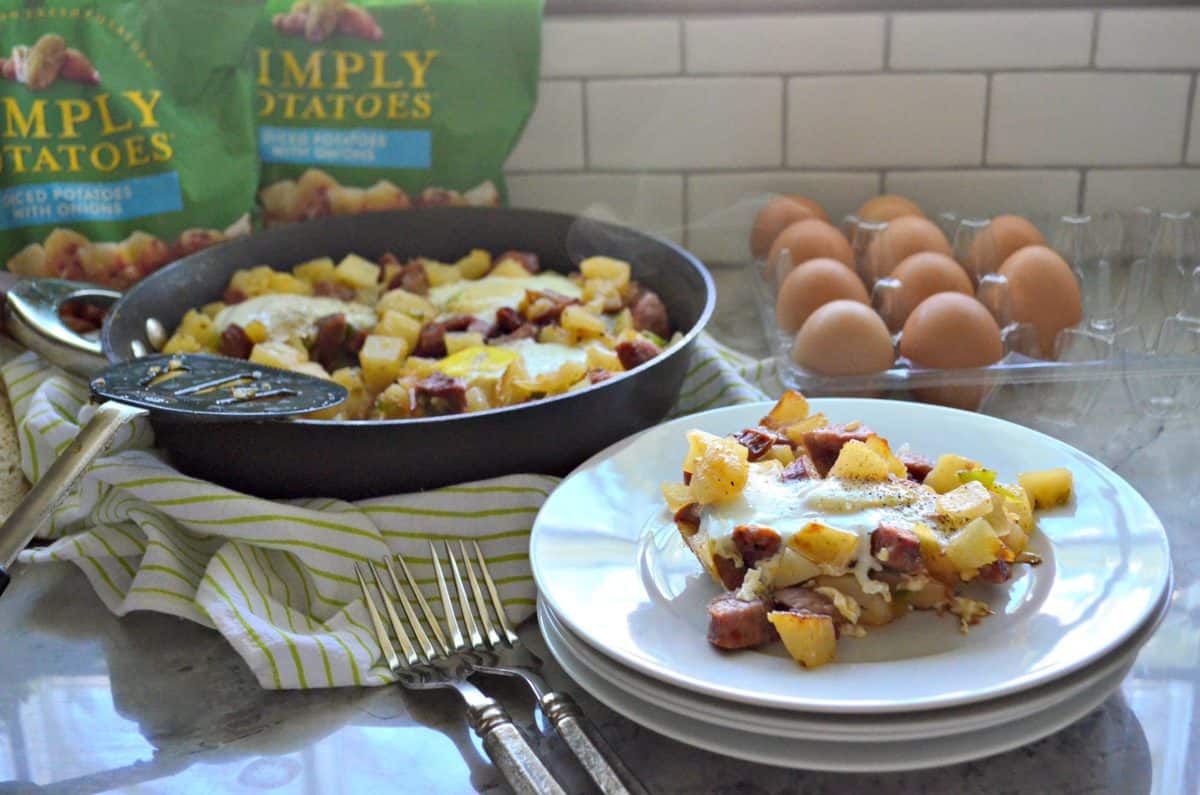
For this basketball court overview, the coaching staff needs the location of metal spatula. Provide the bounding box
[0,353,347,596]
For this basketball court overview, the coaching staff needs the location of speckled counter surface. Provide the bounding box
[1,266,1196,795]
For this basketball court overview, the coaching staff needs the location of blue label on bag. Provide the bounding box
[0,172,183,230]
[258,126,432,169]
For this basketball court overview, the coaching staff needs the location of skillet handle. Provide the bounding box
[0,401,147,575]
[3,278,116,378]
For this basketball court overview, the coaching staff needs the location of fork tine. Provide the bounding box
[385,556,441,660]
[430,541,465,651]
[368,561,422,666]
[446,542,484,649]
[460,540,501,648]
[473,540,519,645]
[355,563,401,671]
[394,553,449,655]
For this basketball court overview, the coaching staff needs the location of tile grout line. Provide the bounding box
[677,16,685,75]
[981,72,993,167]
[1077,168,1088,214]
[1089,11,1101,68]
[552,67,1198,82]
[580,78,591,171]
[1181,73,1198,165]
[504,164,1200,178]
[780,76,788,169]
[882,13,893,72]
[681,173,690,251]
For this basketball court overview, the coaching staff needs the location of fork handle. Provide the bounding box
[542,691,652,795]
[468,700,566,795]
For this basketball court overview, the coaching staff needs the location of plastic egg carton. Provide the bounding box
[748,206,1200,424]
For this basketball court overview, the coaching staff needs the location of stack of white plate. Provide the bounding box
[530,400,1173,772]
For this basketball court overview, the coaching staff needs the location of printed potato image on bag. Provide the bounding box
[255,0,542,224]
[0,0,262,289]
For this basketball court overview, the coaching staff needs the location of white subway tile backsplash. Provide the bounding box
[588,78,782,170]
[684,14,883,75]
[685,172,879,263]
[541,17,680,77]
[786,75,985,167]
[505,174,685,243]
[1084,170,1200,213]
[988,73,1189,166]
[884,170,1081,218]
[506,82,584,172]
[1097,10,1200,69]
[1189,89,1200,164]
[890,11,1093,70]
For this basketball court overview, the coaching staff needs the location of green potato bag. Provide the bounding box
[0,0,263,289]
[255,0,542,224]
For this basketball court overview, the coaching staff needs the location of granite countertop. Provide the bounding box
[1,266,1197,794]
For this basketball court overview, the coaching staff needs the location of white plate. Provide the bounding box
[531,399,1171,714]
[539,579,1168,742]
[539,599,1135,772]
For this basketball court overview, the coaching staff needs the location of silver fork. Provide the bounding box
[355,559,566,795]
[441,540,651,795]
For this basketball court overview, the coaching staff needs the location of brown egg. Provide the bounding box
[791,300,895,376]
[856,195,924,224]
[872,216,953,279]
[889,252,974,328]
[750,196,827,259]
[775,258,870,333]
[984,214,1046,267]
[998,245,1082,359]
[765,219,853,283]
[900,293,1003,410]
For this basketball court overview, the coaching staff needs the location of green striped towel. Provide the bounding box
[0,335,778,689]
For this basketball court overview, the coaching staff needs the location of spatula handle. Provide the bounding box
[0,401,147,572]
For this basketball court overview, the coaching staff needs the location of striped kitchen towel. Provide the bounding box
[0,335,777,689]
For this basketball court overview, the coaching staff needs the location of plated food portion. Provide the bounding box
[662,390,1071,669]
[161,248,676,420]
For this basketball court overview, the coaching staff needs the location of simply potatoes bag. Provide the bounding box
[0,0,262,288]
[255,0,542,224]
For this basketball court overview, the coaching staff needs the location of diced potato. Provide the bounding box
[813,574,893,626]
[1003,483,1034,533]
[249,341,308,370]
[266,271,312,295]
[782,413,828,446]
[327,186,366,215]
[331,367,371,418]
[359,334,410,392]
[683,430,721,476]
[770,547,822,588]
[768,611,837,669]
[580,255,631,287]
[923,453,982,494]
[259,179,300,220]
[174,309,219,349]
[497,357,534,405]
[906,578,952,610]
[1002,522,1029,558]
[489,260,529,278]
[763,444,795,466]
[162,334,202,354]
[788,521,859,569]
[760,390,810,430]
[362,179,411,212]
[201,301,225,319]
[828,440,891,481]
[561,305,607,338]
[374,310,423,348]
[612,308,634,335]
[376,382,413,419]
[911,522,959,586]
[1018,468,1073,510]
[444,331,484,355]
[688,435,750,505]
[936,481,993,525]
[464,386,491,413]
[377,288,437,322]
[455,249,491,280]
[243,320,268,344]
[585,344,623,373]
[945,517,1009,576]
[293,257,337,284]
[661,482,694,514]
[335,254,381,289]
[538,325,575,346]
[864,435,907,478]
[582,279,623,313]
[297,168,337,208]
[229,265,276,299]
[526,361,587,395]
[291,361,331,380]
[422,259,461,287]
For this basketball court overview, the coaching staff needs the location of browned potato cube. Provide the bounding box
[768,611,837,668]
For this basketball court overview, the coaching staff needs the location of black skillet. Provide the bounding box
[5,208,715,499]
